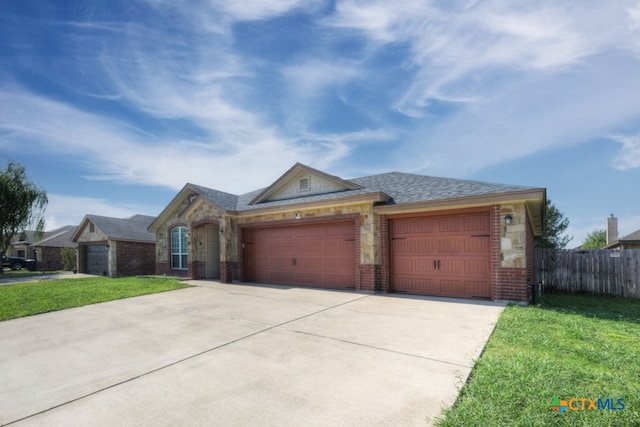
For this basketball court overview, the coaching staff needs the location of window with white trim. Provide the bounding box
[171,226,188,269]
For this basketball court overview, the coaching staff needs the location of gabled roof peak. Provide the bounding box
[249,162,362,205]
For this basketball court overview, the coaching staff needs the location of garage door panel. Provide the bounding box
[465,238,489,253]
[268,257,291,269]
[440,279,466,295]
[438,238,464,253]
[466,281,490,297]
[464,259,490,275]
[244,222,355,289]
[295,241,324,255]
[268,242,292,255]
[391,212,491,299]
[464,214,490,232]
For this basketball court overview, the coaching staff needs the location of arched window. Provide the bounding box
[171,226,188,270]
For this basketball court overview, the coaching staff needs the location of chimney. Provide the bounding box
[606,214,618,245]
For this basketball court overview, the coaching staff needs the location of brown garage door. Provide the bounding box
[390,212,491,299]
[243,222,356,289]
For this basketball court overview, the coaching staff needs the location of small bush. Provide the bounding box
[61,247,77,271]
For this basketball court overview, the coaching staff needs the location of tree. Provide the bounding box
[581,228,607,249]
[0,162,48,270]
[535,199,573,248]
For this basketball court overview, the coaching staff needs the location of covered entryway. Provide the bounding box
[243,221,356,289]
[85,244,108,276]
[193,223,221,280]
[390,211,491,299]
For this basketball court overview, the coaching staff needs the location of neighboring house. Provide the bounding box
[149,163,546,302]
[604,215,640,250]
[4,227,78,270]
[5,230,38,259]
[71,214,157,277]
[32,226,78,271]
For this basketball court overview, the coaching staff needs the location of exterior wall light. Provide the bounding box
[295,212,301,219]
[505,214,513,225]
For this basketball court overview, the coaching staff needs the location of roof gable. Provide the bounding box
[148,183,238,232]
[73,214,156,243]
[249,162,362,205]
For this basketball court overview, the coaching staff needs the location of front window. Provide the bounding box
[171,226,188,269]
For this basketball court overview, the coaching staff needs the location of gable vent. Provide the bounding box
[299,177,310,192]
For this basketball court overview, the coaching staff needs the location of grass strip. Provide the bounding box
[435,294,640,426]
[0,277,190,321]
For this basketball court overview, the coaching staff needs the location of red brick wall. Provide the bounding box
[116,241,156,276]
[379,215,389,292]
[37,246,66,271]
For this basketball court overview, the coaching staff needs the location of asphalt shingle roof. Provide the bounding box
[620,228,640,242]
[87,214,156,242]
[34,226,77,248]
[350,172,536,204]
[190,171,538,212]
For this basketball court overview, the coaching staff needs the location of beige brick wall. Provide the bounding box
[500,203,528,268]
[76,222,107,243]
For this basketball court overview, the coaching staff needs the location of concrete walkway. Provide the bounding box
[0,281,505,426]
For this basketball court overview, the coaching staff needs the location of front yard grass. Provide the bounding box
[435,294,640,426]
[0,277,190,321]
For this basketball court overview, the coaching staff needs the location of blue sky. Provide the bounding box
[1,0,640,246]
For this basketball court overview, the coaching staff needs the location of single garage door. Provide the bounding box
[85,244,108,276]
[243,222,356,289]
[390,212,491,299]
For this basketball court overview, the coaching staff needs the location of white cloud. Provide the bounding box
[611,134,640,171]
[44,194,158,231]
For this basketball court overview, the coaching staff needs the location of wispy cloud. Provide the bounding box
[611,134,640,171]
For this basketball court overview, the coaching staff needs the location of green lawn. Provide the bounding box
[435,294,640,427]
[0,277,190,321]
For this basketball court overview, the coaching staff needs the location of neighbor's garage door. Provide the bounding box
[390,212,491,299]
[243,222,356,289]
[85,244,108,276]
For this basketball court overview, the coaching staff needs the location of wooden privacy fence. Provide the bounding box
[535,248,640,298]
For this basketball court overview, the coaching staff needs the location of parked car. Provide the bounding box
[1,255,28,270]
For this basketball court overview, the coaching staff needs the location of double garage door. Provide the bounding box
[390,212,491,299]
[243,222,356,289]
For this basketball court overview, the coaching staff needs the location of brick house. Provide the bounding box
[72,214,156,277]
[4,226,77,271]
[149,163,546,302]
[604,215,640,250]
[32,226,78,271]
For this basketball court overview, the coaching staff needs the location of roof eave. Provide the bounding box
[374,188,547,234]
[237,191,391,216]
[148,184,229,233]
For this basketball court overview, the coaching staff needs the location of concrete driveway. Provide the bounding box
[0,281,504,426]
